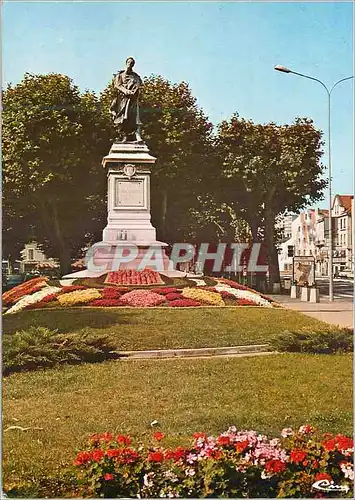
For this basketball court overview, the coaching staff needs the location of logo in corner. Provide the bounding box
[312,479,350,493]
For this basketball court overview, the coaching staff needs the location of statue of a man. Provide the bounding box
[110,57,143,143]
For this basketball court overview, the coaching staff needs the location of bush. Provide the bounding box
[72,426,353,498]
[270,327,353,354]
[2,326,120,375]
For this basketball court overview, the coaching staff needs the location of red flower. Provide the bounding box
[206,449,223,460]
[335,435,353,451]
[74,451,92,466]
[89,432,113,445]
[166,292,183,301]
[265,459,287,474]
[148,451,165,462]
[312,460,319,469]
[235,440,249,453]
[92,449,104,462]
[315,472,332,482]
[104,473,114,481]
[290,449,307,464]
[116,435,132,446]
[218,435,231,446]
[173,447,187,461]
[302,460,308,466]
[153,431,164,441]
[299,424,314,434]
[322,438,336,452]
[106,449,120,459]
[193,432,207,440]
[169,299,201,307]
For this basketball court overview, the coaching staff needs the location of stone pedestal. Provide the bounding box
[300,287,309,302]
[95,141,183,276]
[290,285,297,299]
[309,287,320,303]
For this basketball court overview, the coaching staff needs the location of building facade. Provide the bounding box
[19,242,59,274]
[277,195,353,277]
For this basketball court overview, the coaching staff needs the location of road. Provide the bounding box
[315,277,353,300]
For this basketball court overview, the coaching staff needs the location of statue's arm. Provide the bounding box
[114,72,130,95]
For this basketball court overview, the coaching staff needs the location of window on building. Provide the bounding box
[28,249,34,261]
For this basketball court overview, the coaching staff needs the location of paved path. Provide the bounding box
[270,295,353,328]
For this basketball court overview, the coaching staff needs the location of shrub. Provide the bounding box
[2,326,120,375]
[270,327,353,354]
[73,425,353,498]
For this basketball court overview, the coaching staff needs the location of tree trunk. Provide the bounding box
[161,190,168,239]
[51,201,72,275]
[264,207,280,290]
[250,220,259,242]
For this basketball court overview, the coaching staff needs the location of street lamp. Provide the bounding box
[274,64,354,302]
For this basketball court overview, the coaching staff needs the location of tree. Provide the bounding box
[2,73,112,273]
[100,75,215,242]
[216,115,326,286]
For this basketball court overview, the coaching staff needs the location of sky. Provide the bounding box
[2,0,354,203]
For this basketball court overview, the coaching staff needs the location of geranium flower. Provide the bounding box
[148,451,165,462]
[74,451,92,466]
[91,449,104,462]
[116,435,132,446]
[153,432,164,441]
[104,473,114,481]
[315,472,332,482]
[264,459,287,474]
[290,449,307,464]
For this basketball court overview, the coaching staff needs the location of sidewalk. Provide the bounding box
[270,295,354,328]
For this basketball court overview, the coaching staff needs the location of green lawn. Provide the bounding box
[3,307,332,350]
[2,353,352,494]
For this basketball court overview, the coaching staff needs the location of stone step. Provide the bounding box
[118,344,272,360]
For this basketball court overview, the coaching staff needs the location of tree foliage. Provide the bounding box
[2,73,112,273]
[215,114,326,283]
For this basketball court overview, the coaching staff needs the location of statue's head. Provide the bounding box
[126,57,135,70]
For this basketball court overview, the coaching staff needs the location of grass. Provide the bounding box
[2,307,333,351]
[2,353,352,493]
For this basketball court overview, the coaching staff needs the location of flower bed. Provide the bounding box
[181,288,225,306]
[73,425,353,498]
[169,299,202,307]
[57,288,101,307]
[105,270,164,286]
[215,283,273,307]
[89,299,126,307]
[4,287,61,314]
[119,289,167,307]
[2,277,49,305]
[2,275,278,313]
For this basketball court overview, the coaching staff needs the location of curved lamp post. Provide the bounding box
[274,65,353,302]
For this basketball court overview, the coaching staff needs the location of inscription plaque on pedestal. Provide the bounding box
[115,178,145,208]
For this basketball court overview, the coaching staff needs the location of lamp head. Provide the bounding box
[274,65,292,73]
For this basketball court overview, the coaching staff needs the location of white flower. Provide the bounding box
[185,467,196,476]
[281,428,294,438]
[215,284,272,307]
[340,462,354,481]
[5,287,61,314]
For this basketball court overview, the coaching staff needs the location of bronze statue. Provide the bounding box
[110,57,143,143]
